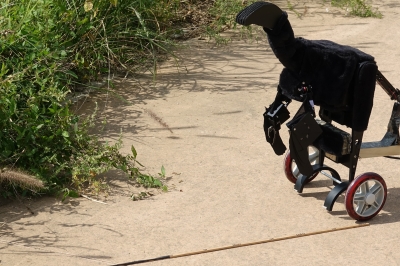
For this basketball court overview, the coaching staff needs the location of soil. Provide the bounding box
[2,1,400,265]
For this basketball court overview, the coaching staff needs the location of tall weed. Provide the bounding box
[0,0,174,197]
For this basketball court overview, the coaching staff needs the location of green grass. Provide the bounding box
[287,1,304,18]
[287,0,381,18]
[0,0,177,198]
[331,0,382,18]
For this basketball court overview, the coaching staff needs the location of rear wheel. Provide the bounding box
[283,146,320,184]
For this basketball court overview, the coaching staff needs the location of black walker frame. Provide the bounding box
[289,70,400,220]
[235,1,400,221]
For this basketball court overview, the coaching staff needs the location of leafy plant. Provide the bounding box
[159,165,166,179]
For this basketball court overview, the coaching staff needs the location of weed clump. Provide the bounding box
[0,0,180,198]
[331,0,382,18]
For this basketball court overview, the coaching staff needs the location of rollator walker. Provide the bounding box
[237,2,400,221]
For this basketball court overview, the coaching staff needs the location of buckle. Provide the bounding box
[268,126,277,144]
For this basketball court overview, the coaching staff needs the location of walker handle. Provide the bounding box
[376,70,400,102]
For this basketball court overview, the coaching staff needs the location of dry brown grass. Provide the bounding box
[0,169,44,190]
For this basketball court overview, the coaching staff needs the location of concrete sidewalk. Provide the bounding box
[2,1,400,265]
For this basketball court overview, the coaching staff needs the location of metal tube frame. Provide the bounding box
[359,71,400,158]
[300,71,400,211]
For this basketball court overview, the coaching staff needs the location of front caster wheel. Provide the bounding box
[345,172,387,221]
[283,146,320,184]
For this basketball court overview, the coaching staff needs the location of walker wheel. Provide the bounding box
[283,146,320,184]
[345,172,387,221]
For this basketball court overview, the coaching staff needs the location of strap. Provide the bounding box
[263,86,291,155]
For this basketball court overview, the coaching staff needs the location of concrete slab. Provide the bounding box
[1,1,400,265]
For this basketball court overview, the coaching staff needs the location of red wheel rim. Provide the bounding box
[345,172,387,221]
[283,147,319,184]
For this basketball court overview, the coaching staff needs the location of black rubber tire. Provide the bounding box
[283,148,319,184]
